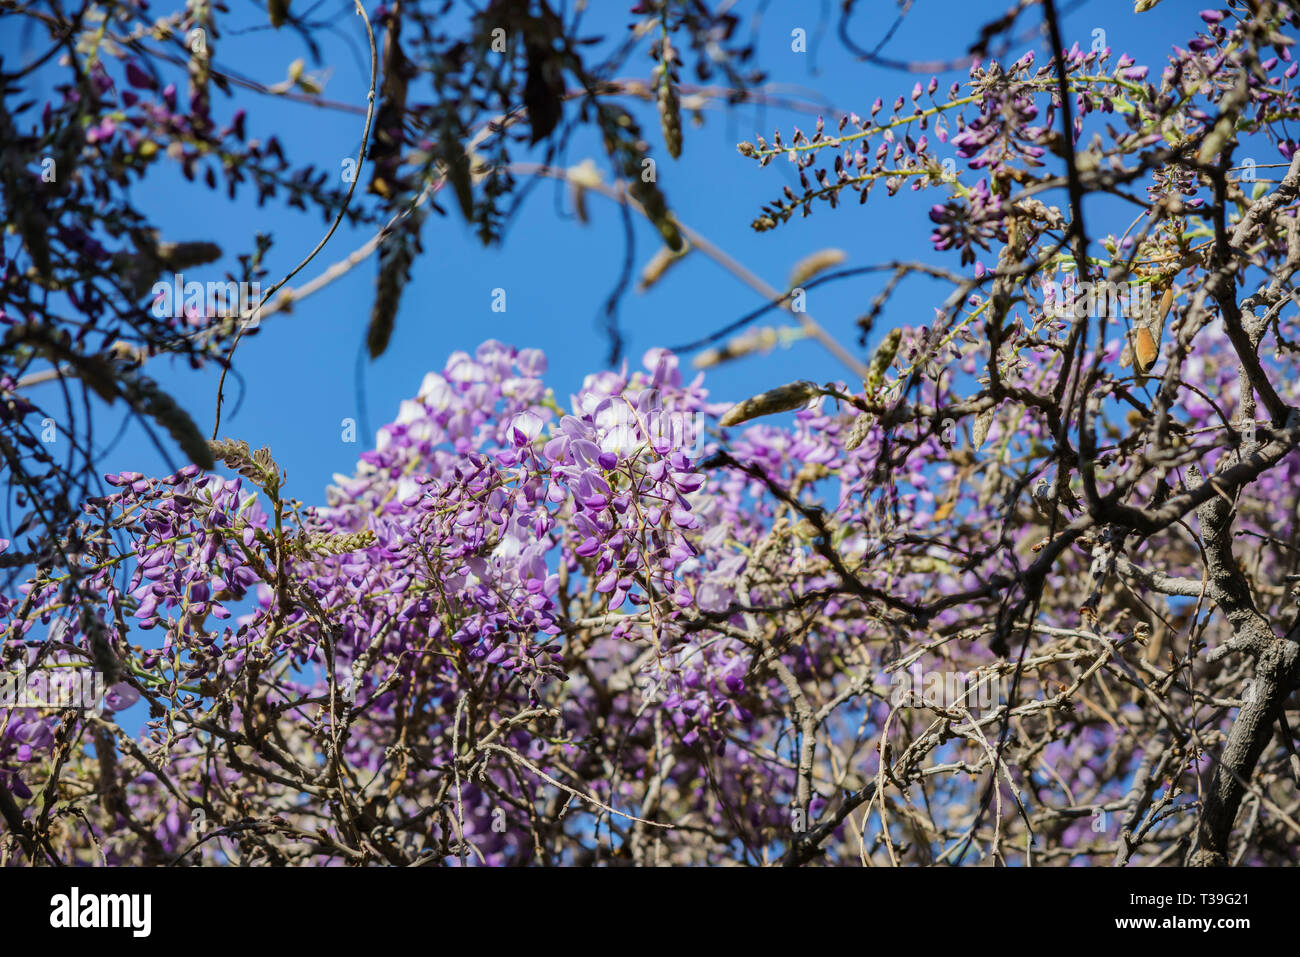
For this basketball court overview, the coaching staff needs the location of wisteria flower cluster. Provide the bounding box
[6,0,1300,868]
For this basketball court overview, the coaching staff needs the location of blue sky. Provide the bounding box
[5,0,1202,503]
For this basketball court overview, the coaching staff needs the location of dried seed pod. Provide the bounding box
[637,241,691,292]
[787,248,846,290]
[719,380,821,427]
[628,177,685,251]
[268,0,290,28]
[844,411,874,451]
[568,160,602,225]
[154,241,222,271]
[866,328,902,393]
[1132,285,1173,374]
[693,326,779,368]
[128,376,214,470]
[972,407,995,449]
[656,48,682,159]
[1132,324,1159,373]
